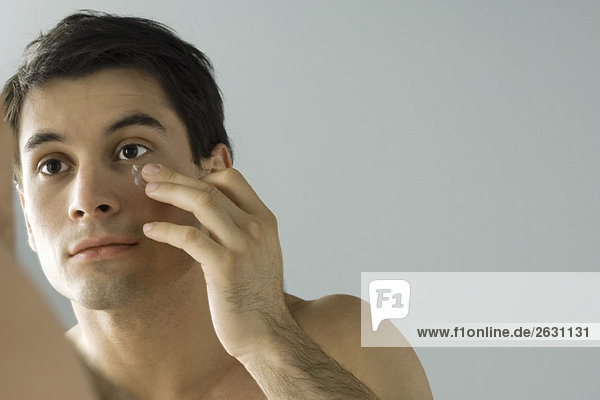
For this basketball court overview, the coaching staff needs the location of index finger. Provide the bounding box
[142,163,269,216]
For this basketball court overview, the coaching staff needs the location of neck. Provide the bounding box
[70,265,236,399]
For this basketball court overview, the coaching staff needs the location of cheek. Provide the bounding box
[24,186,62,235]
[23,191,64,266]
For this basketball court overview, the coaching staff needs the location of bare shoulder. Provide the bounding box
[286,293,433,400]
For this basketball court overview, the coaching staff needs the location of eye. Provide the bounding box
[38,159,69,175]
[117,144,149,160]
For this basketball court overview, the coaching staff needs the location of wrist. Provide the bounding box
[237,310,301,369]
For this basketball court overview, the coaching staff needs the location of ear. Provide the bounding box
[204,143,233,172]
[18,192,37,253]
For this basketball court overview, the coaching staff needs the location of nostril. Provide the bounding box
[73,204,111,218]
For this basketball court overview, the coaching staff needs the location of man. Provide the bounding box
[2,11,431,399]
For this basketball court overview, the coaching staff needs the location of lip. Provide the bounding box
[72,243,138,262]
[70,236,139,259]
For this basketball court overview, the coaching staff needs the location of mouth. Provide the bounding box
[71,243,138,262]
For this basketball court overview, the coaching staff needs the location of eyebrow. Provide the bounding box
[23,112,166,153]
[24,132,66,152]
[106,112,166,135]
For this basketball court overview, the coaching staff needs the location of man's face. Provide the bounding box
[18,68,204,310]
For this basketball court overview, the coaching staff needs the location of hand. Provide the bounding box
[141,164,291,360]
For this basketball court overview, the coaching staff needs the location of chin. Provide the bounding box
[64,251,197,311]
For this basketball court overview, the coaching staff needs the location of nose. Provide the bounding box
[68,165,121,221]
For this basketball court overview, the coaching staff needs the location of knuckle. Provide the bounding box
[222,248,236,266]
[193,185,217,206]
[164,168,179,182]
[246,218,265,240]
[266,210,278,228]
[222,168,242,181]
[181,226,200,244]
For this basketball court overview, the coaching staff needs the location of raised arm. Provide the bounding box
[0,118,97,400]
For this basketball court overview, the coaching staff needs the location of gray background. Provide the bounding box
[2,1,599,398]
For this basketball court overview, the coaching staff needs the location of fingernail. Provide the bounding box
[146,182,159,192]
[143,223,155,233]
[143,163,160,175]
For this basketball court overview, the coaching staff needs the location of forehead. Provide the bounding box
[19,68,173,146]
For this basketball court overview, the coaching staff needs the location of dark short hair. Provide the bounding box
[2,10,233,187]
